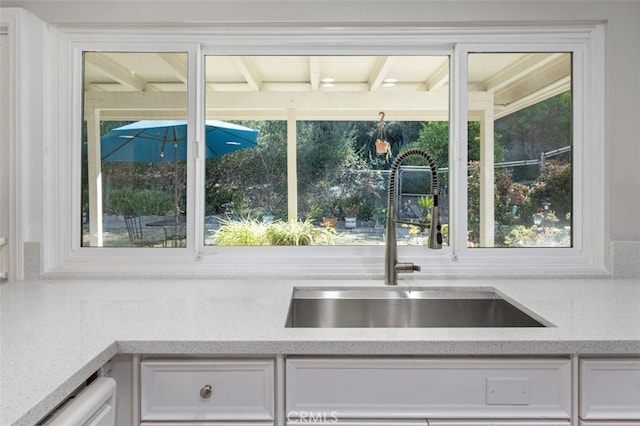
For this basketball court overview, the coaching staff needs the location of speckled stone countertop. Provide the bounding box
[1,278,640,425]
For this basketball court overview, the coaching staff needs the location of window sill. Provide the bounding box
[44,245,611,280]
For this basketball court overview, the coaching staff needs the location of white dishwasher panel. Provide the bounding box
[41,377,116,426]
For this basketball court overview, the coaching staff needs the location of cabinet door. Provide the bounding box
[579,422,640,426]
[429,422,570,426]
[284,421,569,426]
[286,358,571,420]
[141,360,274,421]
[141,423,273,426]
[580,359,640,420]
[286,421,427,426]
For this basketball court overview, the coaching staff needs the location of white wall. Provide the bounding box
[2,0,639,276]
[0,8,48,279]
[0,33,9,280]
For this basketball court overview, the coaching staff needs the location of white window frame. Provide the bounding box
[45,23,606,278]
[452,42,598,275]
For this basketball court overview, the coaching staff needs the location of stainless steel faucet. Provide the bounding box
[385,148,442,285]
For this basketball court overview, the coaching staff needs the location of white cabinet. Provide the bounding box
[140,359,274,425]
[138,424,272,426]
[579,358,640,425]
[286,357,571,425]
[579,423,640,426]
[40,377,117,426]
[280,422,567,426]
[428,423,569,426]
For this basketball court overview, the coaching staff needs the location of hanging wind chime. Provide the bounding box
[374,111,391,160]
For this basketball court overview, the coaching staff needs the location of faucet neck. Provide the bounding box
[384,148,441,285]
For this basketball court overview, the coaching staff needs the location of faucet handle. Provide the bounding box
[396,261,421,273]
[429,207,443,249]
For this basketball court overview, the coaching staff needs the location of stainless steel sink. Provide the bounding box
[285,287,548,328]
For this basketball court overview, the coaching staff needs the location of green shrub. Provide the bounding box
[205,185,239,215]
[265,219,334,245]
[526,160,572,223]
[212,218,335,246]
[212,218,270,245]
[104,187,173,215]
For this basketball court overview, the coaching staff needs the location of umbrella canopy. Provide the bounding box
[98,119,259,222]
[100,119,259,162]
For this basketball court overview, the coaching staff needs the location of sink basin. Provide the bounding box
[285,287,547,328]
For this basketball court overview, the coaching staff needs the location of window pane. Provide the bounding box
[296,120,449,246]
[202,119,288,245]
[467,52,572,248]
[82,52,188,247]
[204,55,449,246]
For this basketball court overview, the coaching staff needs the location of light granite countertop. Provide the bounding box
[1,277,640,425]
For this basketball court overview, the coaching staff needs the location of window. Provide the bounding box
[466,52,573,248]
[63,24,604,276]
[203,55,449,246]
[82,51,189,248]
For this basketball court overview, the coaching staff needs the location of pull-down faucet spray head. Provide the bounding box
[384,148,442,285]
[428,188,442,250]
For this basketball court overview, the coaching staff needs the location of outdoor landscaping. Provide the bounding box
[83,92,572,248]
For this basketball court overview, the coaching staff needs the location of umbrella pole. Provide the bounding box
[173,142,180,247]
[173,142,179,220]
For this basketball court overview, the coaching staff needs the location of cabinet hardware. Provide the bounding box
[200,384,212,399]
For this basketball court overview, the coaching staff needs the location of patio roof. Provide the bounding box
[83,52,571,248]
[84,53,571,121]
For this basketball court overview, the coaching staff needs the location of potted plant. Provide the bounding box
[321,202,340,228]
[417,195,434,222]
[343,213,358,229]
[340,196,361,229]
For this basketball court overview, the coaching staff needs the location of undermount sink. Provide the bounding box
[285,287,548,328]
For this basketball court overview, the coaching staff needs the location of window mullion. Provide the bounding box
[451,44,470,257]
[191,45,205,251]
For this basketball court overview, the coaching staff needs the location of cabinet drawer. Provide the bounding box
[286,358,571,420]
[285,422,570,426]
[580,359,640,420]
[580,422,640,426]
[141,360,274,421]
[286,422,428,426]
[429,423,569,426]
[142,423,274,426]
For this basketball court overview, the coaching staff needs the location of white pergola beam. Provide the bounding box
[468,91,496,247]
[424,61,450,91]
[207,90,449,112]
[85,90,451,120]
[309,56,320,91]
[368,56,392,91]
[485,53,565,92]
[84,54,146,92]
[85,109,103,246]
[157,53,188,85]
[287,109,298,222]
[232,56,262,91]
[479,101,495,248]
[494,76,571,119]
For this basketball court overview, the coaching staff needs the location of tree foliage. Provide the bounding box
[495,92,571,161]
[91,91,572,247]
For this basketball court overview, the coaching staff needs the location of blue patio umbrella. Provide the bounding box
[99,119,259,218]
[100,119,259,162]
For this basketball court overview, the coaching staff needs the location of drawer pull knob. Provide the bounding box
[200,384,212,399]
